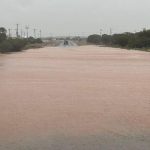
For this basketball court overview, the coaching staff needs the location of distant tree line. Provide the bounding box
[0,27,42,53]
[87,29,150,50]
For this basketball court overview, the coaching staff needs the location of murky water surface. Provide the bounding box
[0,46,150,150]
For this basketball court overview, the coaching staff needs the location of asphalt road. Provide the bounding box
[0,46,150,150]
[59,40,78,47]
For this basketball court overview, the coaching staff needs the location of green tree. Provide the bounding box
[101,34,111,44]
[0,27,7,43]
[87,34,101,44]
[112,33,132,47]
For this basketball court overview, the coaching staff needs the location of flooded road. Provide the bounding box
[59,40,78,47]
[0,46,150,150]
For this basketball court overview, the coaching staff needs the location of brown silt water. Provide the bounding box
[0,46,150,150]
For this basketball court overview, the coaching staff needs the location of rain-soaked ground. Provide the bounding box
[0,45,150,150]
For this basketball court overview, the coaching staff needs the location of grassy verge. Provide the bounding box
[0,38,43,53]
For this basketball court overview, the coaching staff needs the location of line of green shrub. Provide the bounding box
[87,29,150,51]
[0,27,43,53]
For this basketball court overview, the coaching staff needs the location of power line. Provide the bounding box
[9,25,43,38]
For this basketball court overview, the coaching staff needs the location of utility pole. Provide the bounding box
[25,26,29,39]
[39,30,42,39]
[22,30,24,38]
[16,24,19,38]
[110,28,112,35]
[20,29,23,38]
[100,29,103,44]
[8,29,11,38]
[33,29,37,38]
[100,29,103,36]
[109,28,112,44]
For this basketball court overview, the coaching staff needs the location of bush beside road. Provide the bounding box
[87,29,150,51]
[0,27,43,53]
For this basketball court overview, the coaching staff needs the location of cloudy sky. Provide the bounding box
[0,0,150,36]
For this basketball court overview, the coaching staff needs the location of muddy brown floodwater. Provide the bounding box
[0,46,150,150]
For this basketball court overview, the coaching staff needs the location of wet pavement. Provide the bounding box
[59,40,77,47]
[0,46,150,150]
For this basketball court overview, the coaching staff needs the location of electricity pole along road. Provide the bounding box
[0,45,150,150]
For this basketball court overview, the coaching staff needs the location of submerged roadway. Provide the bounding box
[0,45,150,150]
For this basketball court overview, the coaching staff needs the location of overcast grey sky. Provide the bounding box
[0,0,150,36]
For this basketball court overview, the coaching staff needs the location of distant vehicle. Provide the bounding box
[64,40,69,46]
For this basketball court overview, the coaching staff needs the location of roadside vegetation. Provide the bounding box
[72,37,87,46]
[0,27,43,53]
[87,29,150,51]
